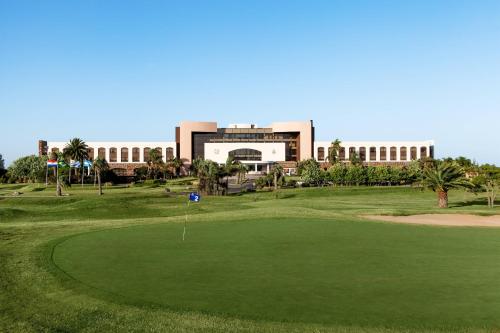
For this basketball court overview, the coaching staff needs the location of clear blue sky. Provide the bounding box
[1,0,499,166]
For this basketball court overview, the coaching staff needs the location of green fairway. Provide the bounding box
[53,217,500,329]
[1,184,499,332]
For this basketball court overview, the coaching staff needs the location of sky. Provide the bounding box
[1,0,499,166]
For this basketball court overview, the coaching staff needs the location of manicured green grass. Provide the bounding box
[1,184,499,332]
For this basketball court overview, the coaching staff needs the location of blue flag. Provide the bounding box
[189,192,201,202]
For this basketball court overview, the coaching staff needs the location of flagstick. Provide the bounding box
[183,199,190,241]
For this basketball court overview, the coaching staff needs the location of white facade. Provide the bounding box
[47,141,176,163]
[204,142,286,164]
[314,140,435,162]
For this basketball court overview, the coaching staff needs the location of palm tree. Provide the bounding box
[63,138,88,185]
[147,148,163,179]
[92,158,109,195]
[50,151,64,196]
[167,157,183,177]
[422,162,471,208]
[236,162,249,184]
[327,139,342,164]
[270,163,284,193]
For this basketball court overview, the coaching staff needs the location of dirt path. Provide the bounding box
[364,214,500,227]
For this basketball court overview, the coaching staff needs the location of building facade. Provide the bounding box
[39,120,434,176]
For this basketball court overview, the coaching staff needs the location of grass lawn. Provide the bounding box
[1,183,499,332]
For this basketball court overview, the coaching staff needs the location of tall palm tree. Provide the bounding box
[422,162,471,208]
[327,139,342,164]
[63,138,88,185]
[92,158,109,195]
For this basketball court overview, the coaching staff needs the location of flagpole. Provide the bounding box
[45,164,48,186]
[183,199,190,241]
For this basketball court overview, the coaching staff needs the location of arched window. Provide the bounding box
[98,147,106,159]
[359,147,366,161]
[228,148,262,161]
[143,147,150,162]
[390,147,397,161]
[380,147,387,161]
[87,148,94,160]
[400,147,407,161]
[109,148,117,162]
[339,147,346,160]
[420,146,427,158]
[132,147,140,162]
[317,147,325,161]
[369,147,376,161]
[410,147,417,160]
[121,148,128,162]
[166,147,174,160]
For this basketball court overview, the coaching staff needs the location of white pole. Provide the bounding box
[45,165,48,186]
[183,200,190,241]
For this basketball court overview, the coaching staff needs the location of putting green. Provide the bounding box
[52,217,500,329]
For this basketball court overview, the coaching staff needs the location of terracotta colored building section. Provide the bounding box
[177,121,217,164]
[269,121,314,160]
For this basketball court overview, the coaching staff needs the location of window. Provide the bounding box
[380,147,387,161]
[400,147,407,161]
[420,146,427,158]
[98,147,106,159]
[339,147,346,160]
[359,147,366,161]
[166,147,174,160]
[109,148,117,162]
[228,148,262,161]
[121,148,128,162]
[132,147,140,162]
[155,147,163,160]
[410,147,417,160]
[143,147,150,162]
[317,147,325,161]
[390,147,397,161]
[369,147,376,161]
[87,148,94,160]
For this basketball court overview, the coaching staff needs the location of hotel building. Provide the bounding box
[39,120,434,176]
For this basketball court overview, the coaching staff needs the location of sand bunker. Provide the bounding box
[365,214,500,227]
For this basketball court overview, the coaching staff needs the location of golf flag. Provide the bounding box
[189,192,201,202]
[47,160,58,167]
[83,160,92,168]
[70,161,81,168]
[58,160,68,168]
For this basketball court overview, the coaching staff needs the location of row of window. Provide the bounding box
[50,147,175,163]
[317,146,430,161]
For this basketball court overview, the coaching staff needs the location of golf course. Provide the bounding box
[1,183,499,332]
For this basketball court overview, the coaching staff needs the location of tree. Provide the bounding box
[471,165,499,208]
[270,163,284,193]
[349,151,362,166]
[298,158,321,185]
[63,138,88,185]
[8,155,46,183]
[422,162,471,208]
[147,148,163,179]
[327,139,342,164]
[92,158,109,195]
[0,153,4,170]
[167,157,183,177]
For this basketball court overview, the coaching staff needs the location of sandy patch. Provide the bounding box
[364,214,500,227]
